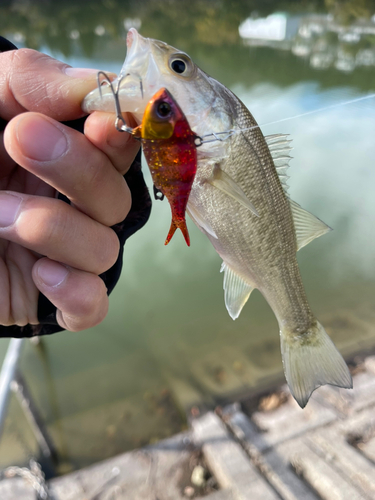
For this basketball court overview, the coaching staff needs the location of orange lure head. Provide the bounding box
[137,88,198,246]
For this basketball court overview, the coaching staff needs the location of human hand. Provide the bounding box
[1,48,140,332]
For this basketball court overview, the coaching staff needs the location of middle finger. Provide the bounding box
[4,112,132,227]
[0,191,120,274]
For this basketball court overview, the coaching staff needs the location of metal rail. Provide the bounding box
[0,338,24,438]
[0,338,57,465]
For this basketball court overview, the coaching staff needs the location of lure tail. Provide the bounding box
[280,320,352,408]
[165,218,190,246]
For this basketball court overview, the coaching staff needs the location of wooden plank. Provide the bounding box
[197,489,235,500]
[306,430,375,499]
[286,440,364,500]
[349,372,375,412]
[228,410,319,500]
[336,407,375,436]
[358,436,375,463]
[50,432,193,500]
[250,389,337,451]
[193,412,279,500]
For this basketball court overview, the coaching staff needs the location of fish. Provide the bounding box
[82,29,352,407]
[132,87,197,246]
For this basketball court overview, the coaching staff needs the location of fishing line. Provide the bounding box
[197,93,375,144]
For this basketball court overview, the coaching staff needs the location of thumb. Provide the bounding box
[0,49,112,122]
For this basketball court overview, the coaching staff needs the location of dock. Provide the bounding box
[1,355,375,499]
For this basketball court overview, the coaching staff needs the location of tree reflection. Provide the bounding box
[0,0,374,88]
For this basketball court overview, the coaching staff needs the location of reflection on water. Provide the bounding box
[239,12,375,73]
[0,0,375,473]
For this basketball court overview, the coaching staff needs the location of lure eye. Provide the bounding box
[171,59,186,74]
[156,101,172,118]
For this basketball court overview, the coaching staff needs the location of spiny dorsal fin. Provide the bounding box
[220,262,254,320]
[208,165,259,217]
[265,134,293,194]
[290,200,332,250]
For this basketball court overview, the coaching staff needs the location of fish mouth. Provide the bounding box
[82,29,157,119]
[124,28,149,64]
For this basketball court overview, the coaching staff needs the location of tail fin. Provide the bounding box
[165,219,190,246]
[280,320,352,408]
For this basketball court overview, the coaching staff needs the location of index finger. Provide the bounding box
[0,48,110,122]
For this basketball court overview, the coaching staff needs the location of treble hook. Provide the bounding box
[97,71,134,134]
[97,71,144,135]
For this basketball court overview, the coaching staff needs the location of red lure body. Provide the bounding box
[135,89,197,246]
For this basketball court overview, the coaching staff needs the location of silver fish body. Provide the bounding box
[83,29,352,407]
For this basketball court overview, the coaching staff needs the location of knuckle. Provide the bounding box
[9,50,67,119]
[100,186,132,227]
[72,145,111,194]
[71,159,131,227]
[20,199,70,248]
[95,228,120,273]
[12,48,41,69]
[112,183,132,225]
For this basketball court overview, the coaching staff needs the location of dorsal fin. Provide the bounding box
[220,262,254,320]
[265,134,293,194]
[266,134,330,249]
[290,200,332,250]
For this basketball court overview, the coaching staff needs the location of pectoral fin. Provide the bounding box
[221,262,254,320]
[290,200,332,250]
[187,202,218,239]
[208,166,259,217]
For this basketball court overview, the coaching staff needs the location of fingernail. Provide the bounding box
[37,260,69,287]
[65,67,101,78]
[0,193,22,228]
[17,115,68,161]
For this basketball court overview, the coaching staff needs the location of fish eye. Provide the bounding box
[156,101,172,118]
[169,53,194,77]
[171,59,186,74]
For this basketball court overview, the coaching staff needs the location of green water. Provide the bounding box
[0,0,375,472]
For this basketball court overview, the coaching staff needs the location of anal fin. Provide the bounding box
[221,262,254,320]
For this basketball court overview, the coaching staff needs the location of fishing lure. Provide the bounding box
[97,73,197,246]
[132,87,197,246]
